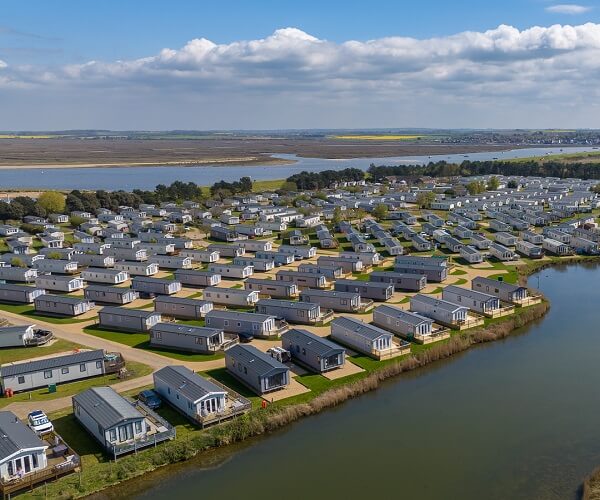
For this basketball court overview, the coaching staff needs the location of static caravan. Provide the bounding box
[0,325,52,348]
[232,256,274,272]
[138,242,176,255]
[393,255,448,282]
[0,284,45,304]
[281,329,345,373]
[470,234,492,250]
[207,244,244,258]
[98,306,162,332]
[330,316,404,360]
[571,236,600,255]
[150,325,226,354]
[35,275,84,293]
[471,277,530,304]
[338,251,381,267]
[442,285,502,316]
[105,246,148,262]
[34,259,78,274]
[131,276,182,296]
[237,240,272,252]
[297,264,344,279]
[113,261,159,276]
[180,249,220,263]
[522,230,544,244]
[459,245,484,264]
[84,285,138,305]
[489,242,516,261]
[276,270,328,289]
[207,263,253,279]
[225,344,289,395]
[174,269,221,287]
[299,289,370,313]
[203,287,259,307]
[542,238,571,256]
[153,366,241,426]
[494,232,517,247]
[277,245,317,260]
[81,268,129,284]
[148,255,193,270]
[75,254,115,268]
[372,304,435,343]
[1,349,105,393]
[516,240,543,258]
[369,271,426,292]
[244,278,298,298]
[410,294,469,328]
[317,256,362,274]
[34,295,94,316]
[205,310,284,338]
[72,387,172,456]
[334,279,393,301]
[255,251,295,266]
[154,296,213,320]
[411,235,432,252]
[0,267,37,283]
[256,298,324,325]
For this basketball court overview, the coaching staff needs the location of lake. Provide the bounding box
[0,146,596,190]
[117,263,600,500]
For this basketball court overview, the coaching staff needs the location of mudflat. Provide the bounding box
[0,137,518,168]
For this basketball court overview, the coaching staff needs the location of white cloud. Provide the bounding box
[546,4,592,14]
[3,24,600,128]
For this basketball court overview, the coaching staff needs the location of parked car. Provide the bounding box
[27,410,53,435]
[138,389,162,409]
[238,331,254,343]
[267,346,291,363]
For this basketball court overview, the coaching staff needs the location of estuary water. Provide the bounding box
[0,146,596,190]
[117,264,600,500]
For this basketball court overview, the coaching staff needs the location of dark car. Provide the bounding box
[138,389,162,409]
[238,332,254,343]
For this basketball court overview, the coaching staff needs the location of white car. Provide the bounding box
[27,410,53,435]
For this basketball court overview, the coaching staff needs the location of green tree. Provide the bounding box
[37,191,66,214]
[372,203,389,221]
[507,180,519,189]
[332,206,343,225]
[487,176,500,191]
[47,251,62,260]
[416,191,436,209]
[69,215,86,228]
[466,180,486,195]
[10,257,25,268]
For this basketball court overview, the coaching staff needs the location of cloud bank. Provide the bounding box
[2,23,600,128]
[546,4,591,14]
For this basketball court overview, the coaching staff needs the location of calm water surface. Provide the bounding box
[0,146,596,190]
[117,264,600,500]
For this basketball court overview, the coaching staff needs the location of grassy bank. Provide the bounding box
[19,293,550,498]
[582,467,600,500]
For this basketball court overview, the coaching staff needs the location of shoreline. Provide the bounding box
[0,156,297,170]
[23,257,592,500]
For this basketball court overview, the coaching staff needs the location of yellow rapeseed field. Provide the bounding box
[331,134,427,140]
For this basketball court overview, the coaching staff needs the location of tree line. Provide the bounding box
[367,160,600,181]
[286,168,365,190]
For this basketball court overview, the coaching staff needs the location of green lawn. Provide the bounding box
[0,360,152,409]
[202,367,262,408]
[0,302,96,324]
[0,339,82,365]
[83,326,224,362]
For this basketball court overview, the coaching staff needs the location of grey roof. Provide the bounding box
[0,325,34,336]
[276,270,325,278]
[394,256,448,267]
[226,344,288,376]
[332,317,392,341]
[257,298,319,310]
[375,304,433,326]
[99,306,160,319]
[206,309,274,322]
[131,276,178,285]
[85,284,135,295]
[245,278,295,287]
[0,411,46,461]
[154,296,210,307]
[335,279,392,290]
[154,366,225,402]
[34,294,89,305]
[371,271,425,280]
[410,294,469,313]
[300,289,358,299]
[151,322,221,338]
[36,275,81,283]
[1,349,104,378]
[281,328,344,356]
[73,387,143,429]
[0,283,44,293]
[443,285,497,302]
[83,268,126,276]
[472,276,526,293]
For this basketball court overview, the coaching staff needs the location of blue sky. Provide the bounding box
[1,0,600,129]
